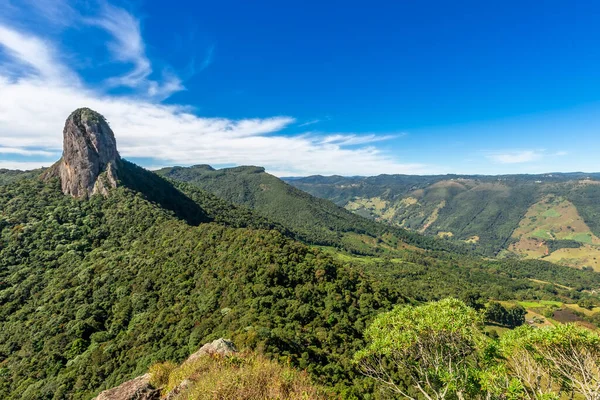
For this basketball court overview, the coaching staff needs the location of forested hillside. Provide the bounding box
[2,164,599,399]
[155,165,467,255]
[286,173,600,267]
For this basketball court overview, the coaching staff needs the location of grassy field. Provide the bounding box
[518,300,563,308]
[500,300,600,331]
[509,195,600,268]
[545,245,600,271]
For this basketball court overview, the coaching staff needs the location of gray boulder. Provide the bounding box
[93,373,159,400]
[185,338,237,364]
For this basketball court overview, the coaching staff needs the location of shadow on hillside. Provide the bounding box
[118,160,210,226]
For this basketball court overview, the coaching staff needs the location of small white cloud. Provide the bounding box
[298,119,320,127]
[486,150,542,164]
[319,133,401,146]
[0,146,56,156]
[0,160,50,170]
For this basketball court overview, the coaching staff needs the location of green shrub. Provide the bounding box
[148,361,177,388]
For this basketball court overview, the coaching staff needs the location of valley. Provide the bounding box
[286,174,600,270]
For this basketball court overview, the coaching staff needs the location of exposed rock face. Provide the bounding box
[47,108,120,198]
[185,338,237,364]
[94,374,159,400]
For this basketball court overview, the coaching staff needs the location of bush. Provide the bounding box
[148,361,177,388]
[161,352,330,399]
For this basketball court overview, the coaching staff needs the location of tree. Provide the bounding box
[485,302,507,326]
[485,302,526,328]
[506,305,526,328]
[461,291,486,311]
[501,324,600,400]
[354,298,488,399]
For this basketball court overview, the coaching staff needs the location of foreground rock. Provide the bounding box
[44,108,120,198]
[94,339,237,400]
[94,374,159,400]
[184,338,237,364]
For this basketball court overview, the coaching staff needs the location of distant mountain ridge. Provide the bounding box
[284,173,600,269]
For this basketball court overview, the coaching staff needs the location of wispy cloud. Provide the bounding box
[87,3,185,99]
[319,133,400,146]
[20,0,77,28]
[0,2,428,177]
[197,45,215,73]
[0,25,77,82]
[298,119,321,127]
[0,146,56,156]
[486,150,543,164]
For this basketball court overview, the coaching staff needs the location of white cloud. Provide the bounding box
[486,150,543,164]
[298,119,321,127]
[87,3,184,99]
[0,146,56,156]
[319,133,401,146]
[0,6,430,177]
[0,25,77,83]
[20,0,77,27]
[0,160,50,170]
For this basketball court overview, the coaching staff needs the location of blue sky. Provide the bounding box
[0,0,599,176]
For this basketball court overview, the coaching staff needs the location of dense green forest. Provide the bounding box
[155,164,469,255]
[1,162,600,399]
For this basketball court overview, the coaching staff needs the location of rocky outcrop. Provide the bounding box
[45,108,120,198]
[184,338,237,364]
[94,374,159,400]
[94,339,237,400]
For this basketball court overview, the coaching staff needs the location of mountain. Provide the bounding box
[2,109,600,399]
[155,165,467,255]
[0,168,44,185]
[43,108,120,198]
[285,173,600,269]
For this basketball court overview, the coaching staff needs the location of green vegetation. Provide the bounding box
[546,239,582,253]
[1,164,600,399]
[156,165,468,255]
[0,168,44,185]
[0,171,407,399]
[484,301,526,328]
[532,229,553,240]
[542,208,561,218]
[355,299,486,399]
[356,299,600,399]
[286,173,600,260]
[568,232,593,244]
[150,352,330,399]
[501,324,600,399]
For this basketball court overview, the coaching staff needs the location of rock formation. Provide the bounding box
[94,374,159,400]
[93,339,237,400]
[184,338,237,364]
[45,108,120,198]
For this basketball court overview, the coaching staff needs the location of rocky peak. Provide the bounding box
[47,108,120,198]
